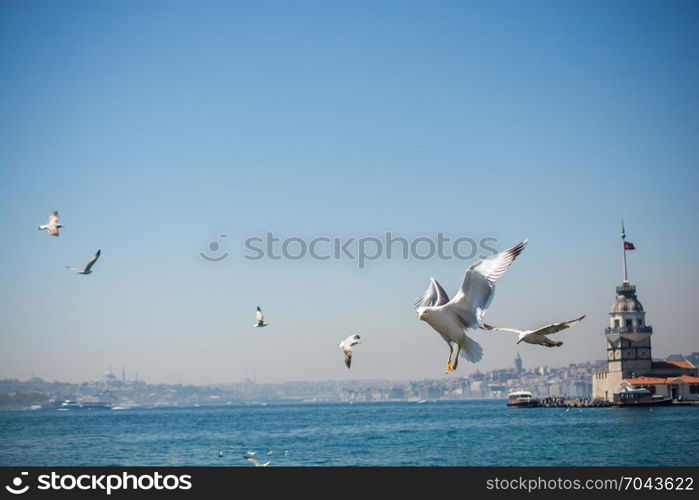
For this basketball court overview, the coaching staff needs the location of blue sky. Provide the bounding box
[1,0,697,384]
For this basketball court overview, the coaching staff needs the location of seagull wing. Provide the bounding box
[48,211,59,225]
[83,250,101,273]
[470,239,528,285]
[481,324,525,335]
[444,240,527,329]
[531,315,586,336]
[256,307,264,322]
[244,456,262,466]
[414,277,450,309]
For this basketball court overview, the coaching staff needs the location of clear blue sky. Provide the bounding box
[1,0,697,384]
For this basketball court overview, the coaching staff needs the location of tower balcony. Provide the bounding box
[605,326,653,335]
[616,283,636,296]
[605,325,653,342]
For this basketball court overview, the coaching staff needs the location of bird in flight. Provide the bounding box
[243,455,270,467]
[37,211,63,236]
[66,249,101,275]
[481,315,586,347]
[254,306,269,328]
[415,239,527,373]
[339,334,361,369]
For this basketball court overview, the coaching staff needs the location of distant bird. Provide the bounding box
[243,455,270,467]
[66,249,101,275]
[254,306,269,327]
[415,240,527,373]
[266,450,273,456]
[481,315,586,348]
[37,211,63,236]
[246,451,256,456]
[284,450,289,456]
[339,334,361,369]
[218,451,224,457]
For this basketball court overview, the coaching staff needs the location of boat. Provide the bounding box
[54,400,111,410]
[613,388,672,407]
[507,390,540,408]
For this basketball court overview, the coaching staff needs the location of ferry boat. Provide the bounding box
[49,400,112,410]
[612,388,672,407]
[507,390,540,408]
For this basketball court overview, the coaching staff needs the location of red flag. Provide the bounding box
[624,241,636,250]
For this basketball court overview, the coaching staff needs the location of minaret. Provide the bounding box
[604,222,653,378]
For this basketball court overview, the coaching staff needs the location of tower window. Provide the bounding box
[614,319,620,328]
[625,319,633,328]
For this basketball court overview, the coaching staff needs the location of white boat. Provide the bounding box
[507,390,539,408]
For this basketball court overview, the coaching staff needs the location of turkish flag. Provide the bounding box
[624,241,636,250]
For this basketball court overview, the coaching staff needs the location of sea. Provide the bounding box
[1,400,697,466]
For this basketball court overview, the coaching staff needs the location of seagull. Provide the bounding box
[481,315,586,347]
[243,455,270,467]
[415,239,527,373]
[37,211,63,236]
[266,450,273,456]
[66,249,101,275]
[339,334,361,369]
[254,306,269,328]
[218,451,224,457]
[246,451,256,456]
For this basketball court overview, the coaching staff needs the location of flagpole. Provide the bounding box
[621,220,628,283]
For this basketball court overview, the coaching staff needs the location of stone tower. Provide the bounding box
[605,281,653,378]
[593,221,653,401]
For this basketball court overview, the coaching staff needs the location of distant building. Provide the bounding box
[593,224,699,401]
[515,353,523,375]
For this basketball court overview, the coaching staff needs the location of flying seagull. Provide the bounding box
[254,307,269,328]
[415,239,527,373]
[481,315,586,347]
[66,249,101,275]
[37,211,63,236]
[243,455,270,467]
[218,451,224,457]
[339,334,361,369]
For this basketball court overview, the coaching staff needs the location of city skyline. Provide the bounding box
[1,1,698,384]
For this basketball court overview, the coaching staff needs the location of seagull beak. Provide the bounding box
[418,313,424,320]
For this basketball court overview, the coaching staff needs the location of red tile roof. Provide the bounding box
[667,360,696,369]
[652,360,696,370]
[625,377,667,385]
[625,376,699,385]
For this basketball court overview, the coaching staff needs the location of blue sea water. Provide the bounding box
[1,400,697,466]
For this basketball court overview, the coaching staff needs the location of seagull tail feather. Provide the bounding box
[459,335,483,363]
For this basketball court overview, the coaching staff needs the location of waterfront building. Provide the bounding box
[593,223,699,401]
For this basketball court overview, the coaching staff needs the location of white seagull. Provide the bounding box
[243,455,270,467]
[415,239,527,373]
[339,334,361,369]
[254,307,269,328]
[481,315,586,347]
[66,249,101,275]
[37,211,63,236]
